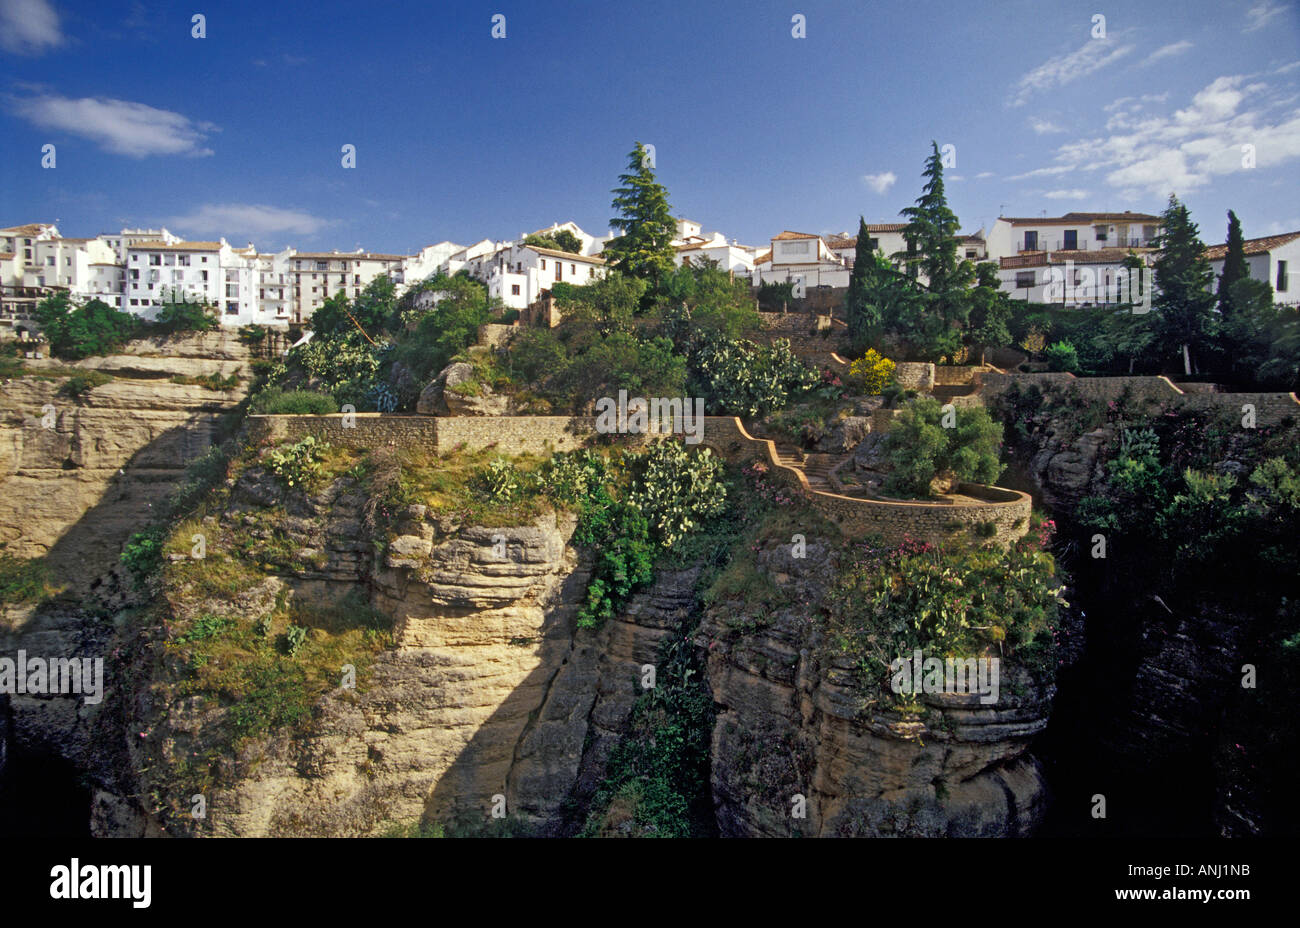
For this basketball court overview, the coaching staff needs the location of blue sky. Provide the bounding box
[1,0,1297,254]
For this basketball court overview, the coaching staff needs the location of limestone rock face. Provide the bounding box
[416,362,510,416]
[1024,425,1114,509]
[700,535,1052,837]
[133,487,701,837]
[0,335,252,584]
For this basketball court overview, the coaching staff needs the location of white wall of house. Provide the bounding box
[1209,237,1300,306]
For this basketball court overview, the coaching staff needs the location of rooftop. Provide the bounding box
[1203,231,1300,261]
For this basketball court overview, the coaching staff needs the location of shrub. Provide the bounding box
[0,555,56,604]
[35,294,138,360]
[284,624,309,656]
[689,333,818,417]
[848,348,896,394]
[251,388,338,415]
[264,436,330,490]
[882,397,1004,498]
[151,299,219,334]
[1043,340,1081,373]
[57,370,112,398]
[481,458,520,502]
[121,530,165,588]
[628,442,728,548]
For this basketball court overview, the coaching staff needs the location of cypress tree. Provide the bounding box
[1218,209,1250,317]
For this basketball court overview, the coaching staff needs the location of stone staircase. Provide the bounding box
[770,442,841,492]
[801,453,838,492]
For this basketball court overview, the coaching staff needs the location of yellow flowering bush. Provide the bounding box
[848,349,896,395]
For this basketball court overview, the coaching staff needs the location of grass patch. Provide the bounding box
[0,554,59,604]
[170,371,241,391]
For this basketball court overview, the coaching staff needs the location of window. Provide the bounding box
[570,264,576,275]
[316,261,327,271]
[201,256,208,263]
[1063,230,1078,249]
[540,259,547,270]
[1015,271,1036,289]
[782,241,810,255]
[225,302,239,315]
[64,257,71,266]
[965,249,977,259]
[45,256,54,266]
[150,254,161,265]
[589,267,595,278]
[1278,260,1289,292]
[1023,231,1039,250]
[511,284,520,295]
[868,237,879,251]
[130,299,139,306]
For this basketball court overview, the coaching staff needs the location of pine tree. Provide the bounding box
[898,141,964,295]
[604,142,677,293]
[1152,194,1217,376]
[894,141,973,359]
[1217,209,1250,317]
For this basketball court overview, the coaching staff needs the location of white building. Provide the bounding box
[125,239,230,318]
[998,248,1154,305]
[985,212,1161,260]
[1204,231,1299,307]
[284,251,408,323]
[753,231,852,290]
[465,242,606,309]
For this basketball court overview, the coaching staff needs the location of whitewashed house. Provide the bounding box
[753,231,851,290]
[125,239,230,318]
[985,212,1161,260]
[467,242,606,309]
[1205,231,1299,307]
[997,248,1154,306]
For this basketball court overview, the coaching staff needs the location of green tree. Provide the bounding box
[845,217,883,349]
[604,142,677,293]
[524,229,583,254]
[35,294,138,359]
[890,143,975,360]
[965,262,1013,363]
[1151,195,1217,375]
[1217,209,1250,318]
[882,397,1004,498]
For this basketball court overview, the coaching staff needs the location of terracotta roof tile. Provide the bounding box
[1203,231,1300,261]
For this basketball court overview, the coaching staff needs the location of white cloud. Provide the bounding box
[0,0,64,54]
[166,204,334,241]
[1140,40,1193,67]
[11,94,216,156]
[1263,217,1300,235]
[1245,2,1287,33]
[863,171,897,194]
[1044,189,1089,200]
[1009,38,1136,106]
[1031,118,1065,134]
[975,171,995,179]
[1010,75,1300,199]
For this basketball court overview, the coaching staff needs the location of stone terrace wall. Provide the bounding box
[976,372,1300,427]
[248,414,1032,546]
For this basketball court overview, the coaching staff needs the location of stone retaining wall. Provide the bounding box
[248,412,1032,546]
[976,372,1300,426]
